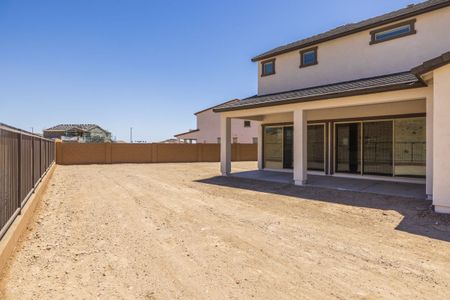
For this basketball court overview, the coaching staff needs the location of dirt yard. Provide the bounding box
[0,162,449,299]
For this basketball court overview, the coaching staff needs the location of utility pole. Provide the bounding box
[130,127,133,143]
[30,127,34,133]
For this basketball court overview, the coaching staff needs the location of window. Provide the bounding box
[393,118,425,177]
[370,19,416,45]
[233,137,238,144]
[307,124,325,171]
[261,59,275,76]
[300,47,318,68]
[252,137,258,144]
[244,120,251,127]
[263,127,283,169]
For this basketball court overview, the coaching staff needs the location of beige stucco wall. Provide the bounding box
[258,7,450,95]
[432,64,450,214]
[222,87,431,119]
[260,99,425,125]
[177,108,259,143]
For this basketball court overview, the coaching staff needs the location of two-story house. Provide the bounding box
[175,100,259,144]
[214,0,450,214]
[44,124,112,143]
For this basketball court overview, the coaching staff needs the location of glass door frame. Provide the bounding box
[262,115,425,178]
[307,123,327,173]
[333,121,364,175]
[262,124,293,170]
[332,116,425,178]
[362,119,394,177]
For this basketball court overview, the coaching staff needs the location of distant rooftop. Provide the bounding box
[45,124,109,133]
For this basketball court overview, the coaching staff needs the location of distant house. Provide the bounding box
[160,138,180,144]
[43,124,112,143]
[175,99,259,144]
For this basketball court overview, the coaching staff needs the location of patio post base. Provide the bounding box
[434,205,450,214]
[294,180,307,186]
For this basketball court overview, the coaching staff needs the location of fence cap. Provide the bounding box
[0,123,53,141]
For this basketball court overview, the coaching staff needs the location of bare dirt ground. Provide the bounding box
[1,162,449,299]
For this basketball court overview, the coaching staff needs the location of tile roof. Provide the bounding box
[252,0,450,62]
[411,50,450,75]
[45,124,104,132]
[213,72,424,112]
[174,129,200,137]
[194,99,240,115]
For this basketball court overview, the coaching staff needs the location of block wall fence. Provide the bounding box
[56,142,257,165]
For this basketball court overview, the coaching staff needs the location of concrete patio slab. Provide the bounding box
[231,170,292,184]
[231,170,426,199]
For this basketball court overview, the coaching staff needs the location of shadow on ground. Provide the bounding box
[196,175,450,243]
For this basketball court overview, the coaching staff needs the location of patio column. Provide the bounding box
[426,93,433,200]
[293,109,307,185]
[257,123,263,170]
[432,65,450,214]
[220,115,231,176]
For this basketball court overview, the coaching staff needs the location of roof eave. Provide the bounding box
[193,99,240,115]
[251,1,450,62]
[174,129,200,138]
[411,51,450,75]
[214,81,426,113]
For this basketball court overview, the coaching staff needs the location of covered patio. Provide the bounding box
[231,169,426,199]
[214,54,450,214]
[215,72,435,204]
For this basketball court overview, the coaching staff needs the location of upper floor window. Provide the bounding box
[370,19,416,45]
[261,59,275,76]
[300,47,318,68]
[244,120,251,127]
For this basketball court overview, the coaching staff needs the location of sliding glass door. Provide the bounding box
[363,121,393,176]
[334,117,425,178]
[263,116,425,178]
[393,118,426,177]
[335,123,361,174]
[263,126,294,170]
[263,127,283,169]
[283,127,294,169]
[307,124,325,171]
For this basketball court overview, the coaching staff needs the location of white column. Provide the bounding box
[426,93,433,200]
[220,116,231,176]
[257,124,263,170]
[293,109,307,185]
[433,65,450,214]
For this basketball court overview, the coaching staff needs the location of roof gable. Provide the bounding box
[45,124,109,133]
[252,0,450,62]
[411,50,450,75]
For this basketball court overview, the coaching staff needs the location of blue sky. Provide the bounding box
[0,0,422,141]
